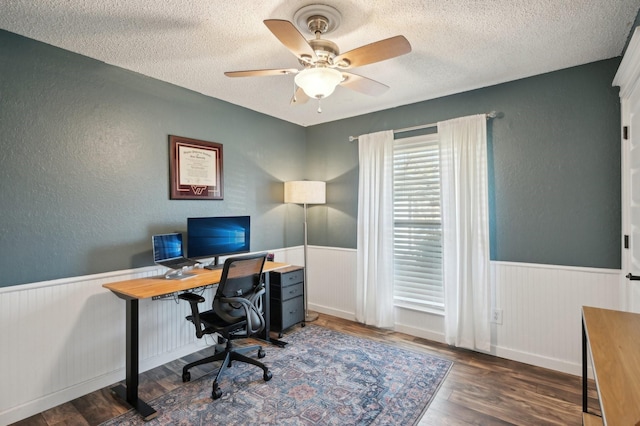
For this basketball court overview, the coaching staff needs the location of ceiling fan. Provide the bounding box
[224,4,412,112]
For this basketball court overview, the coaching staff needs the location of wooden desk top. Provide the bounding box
[103,261,289,300]
[582,306,640,425]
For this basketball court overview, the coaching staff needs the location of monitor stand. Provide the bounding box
[204,256,224,270]
[204,263,224,271]
[163,271,196,280]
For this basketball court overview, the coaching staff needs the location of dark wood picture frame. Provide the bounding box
[169,135,223,200]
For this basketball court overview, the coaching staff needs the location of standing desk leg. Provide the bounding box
[582,317,588,413]
[111,298,157,421]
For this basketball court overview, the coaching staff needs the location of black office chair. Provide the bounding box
[178,252,273,399]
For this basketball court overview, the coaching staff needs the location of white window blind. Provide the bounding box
[393,133,444,312]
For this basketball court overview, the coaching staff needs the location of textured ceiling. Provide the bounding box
[1,0,638,126]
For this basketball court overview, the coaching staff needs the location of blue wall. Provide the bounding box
[0,28,623,287]
[0,30,307,287]
[305,59,621,269]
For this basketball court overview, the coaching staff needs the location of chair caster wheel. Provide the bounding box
[182,371,191,382]
[258,349,266,358]
[264,370,273,381]
[212,388,222,399]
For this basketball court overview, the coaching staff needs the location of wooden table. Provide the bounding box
[582,306,640,425]
[103,261,289,420]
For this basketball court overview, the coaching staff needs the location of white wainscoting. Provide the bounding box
[0,249,296,425]
[306,246,357,320]
[0,246,623,424]
[306,247,622,376]
[490,261,621,375]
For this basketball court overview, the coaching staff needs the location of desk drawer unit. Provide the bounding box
[270,266,305,336]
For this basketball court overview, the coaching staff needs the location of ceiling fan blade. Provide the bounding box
[291,87,310,105]
[264,19,317,61]
[224,68,299,78]
[340,72,389,96]
[333,35,411,69]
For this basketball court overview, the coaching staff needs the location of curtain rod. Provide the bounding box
[347,111,498,142]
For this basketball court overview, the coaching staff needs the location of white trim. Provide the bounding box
[394,323,445,344]
[492,344,591,377]
[308,302,356,321]
[614,27,640,98]
[308,245,355,253]
[0,265,162,294]
[394,300,444,316]
[1,342,206,425]
[490,260,620,275]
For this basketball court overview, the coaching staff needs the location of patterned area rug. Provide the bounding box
[102,325,452,425]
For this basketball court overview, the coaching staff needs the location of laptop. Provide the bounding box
[152,233,200,270]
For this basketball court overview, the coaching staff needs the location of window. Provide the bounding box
[393,133,444,313]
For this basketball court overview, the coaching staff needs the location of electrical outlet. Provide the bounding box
[491,309,503,325]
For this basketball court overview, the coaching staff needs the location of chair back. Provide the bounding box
[213,252,267,334]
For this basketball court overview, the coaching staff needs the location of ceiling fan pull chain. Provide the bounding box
[292,80,297,103]
[317,98,322,113]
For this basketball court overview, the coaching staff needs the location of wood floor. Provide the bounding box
[11,313,599,425]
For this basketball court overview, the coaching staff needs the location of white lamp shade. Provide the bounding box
[284,181,326,204]
[294,68,343,99]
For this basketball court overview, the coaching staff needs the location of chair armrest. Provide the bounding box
[178,292,206,338]
[179,292,205,303]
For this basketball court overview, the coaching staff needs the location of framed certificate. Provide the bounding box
[169,135,223,200]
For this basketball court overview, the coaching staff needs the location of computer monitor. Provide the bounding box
[187,216,251,266]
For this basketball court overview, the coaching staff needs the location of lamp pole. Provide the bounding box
[284,180,325,323]
[303,202,318,322]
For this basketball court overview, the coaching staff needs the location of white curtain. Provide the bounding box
[438,115,491,352]
[356,130,395,328]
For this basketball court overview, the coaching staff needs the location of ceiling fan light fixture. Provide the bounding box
[294,67,342,99]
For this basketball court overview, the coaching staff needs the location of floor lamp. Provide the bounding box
[284,180,326,322]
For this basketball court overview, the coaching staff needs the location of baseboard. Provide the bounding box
[309,303,356,322]
[0,341,208,425]
[394,323,446,344]
[362,318,590,378]
[0,370,125,426]
[491,345,590,377]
